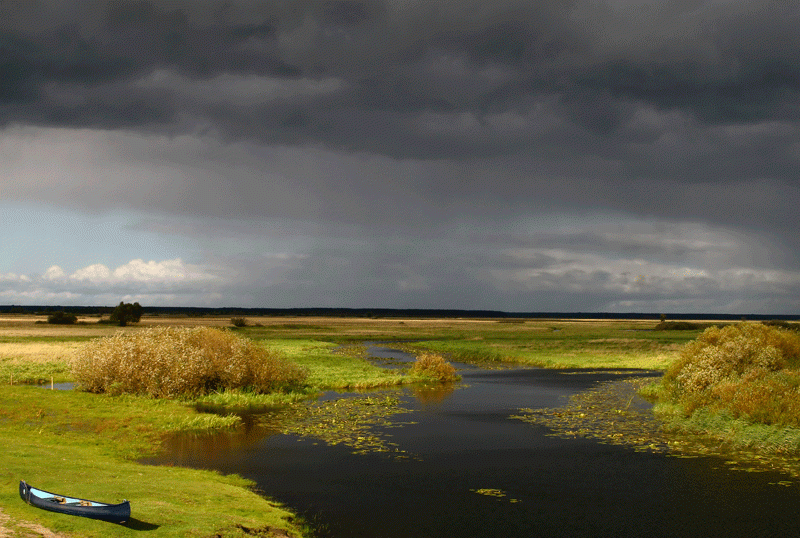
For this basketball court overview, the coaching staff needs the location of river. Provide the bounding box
[144,345,800,537]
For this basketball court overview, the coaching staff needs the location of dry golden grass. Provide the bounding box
[0,342,80,363]
[72,326,308,397]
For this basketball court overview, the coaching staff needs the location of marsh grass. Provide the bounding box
[276,339,409,389]
[0,341,78,384]
[163,412,242,432]
[193,389,312,414]
[400,322,691,370]
[655,402,800,455]
[1,357,71,385]
[72,327,308,397]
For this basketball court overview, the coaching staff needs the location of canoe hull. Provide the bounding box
[19,481,130,524]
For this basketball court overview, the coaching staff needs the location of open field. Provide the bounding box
[0,314,719,537]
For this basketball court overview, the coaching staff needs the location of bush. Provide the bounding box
[662,323,800,425]
[411,352,459,382]
[47,311,77,325]
[109,301,143,327]
[72,327,308,398]
[231,317,248,327]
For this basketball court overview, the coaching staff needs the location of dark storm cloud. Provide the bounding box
[3,1,799,160]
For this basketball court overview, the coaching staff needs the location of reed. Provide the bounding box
[71,327,308,398]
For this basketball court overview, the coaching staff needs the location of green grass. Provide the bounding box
[192,389,313,414]
[271,339,410,389]
[0,386,304,537]
[654,400,800,455]
[1,358,71,385]
[394,322,696,370]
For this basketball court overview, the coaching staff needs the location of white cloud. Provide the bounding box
[71,264,113,282]
[64,259,215,285]
[37,259,215,286]
[0,259,219,306]
[42,266,66,281]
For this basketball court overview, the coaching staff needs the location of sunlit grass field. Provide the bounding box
[0,313,702,537]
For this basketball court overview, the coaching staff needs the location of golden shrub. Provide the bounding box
[411,352,458,382]
[71,327,307,398]
[663,323,800,424]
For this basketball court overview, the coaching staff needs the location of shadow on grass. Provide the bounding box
[124,518,159,531]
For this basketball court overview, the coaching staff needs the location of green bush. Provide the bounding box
[411,352,459,382]
[230,317,248,327]
[47,311,77,325]
[662,323,800,425]
[72,327,308,398]
[109,301,143,326]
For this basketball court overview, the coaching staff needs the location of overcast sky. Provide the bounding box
[1,0,798,313]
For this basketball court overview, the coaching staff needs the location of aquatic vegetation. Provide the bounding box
[470,488,521,503]
[275,394,415,458]
[515,374,800,480]
[513,377,672,453]
[71,326,308,397]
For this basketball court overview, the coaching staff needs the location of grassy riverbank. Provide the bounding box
[0,385,305,537]
[0,314,703,536]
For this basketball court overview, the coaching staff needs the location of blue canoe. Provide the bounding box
[19,480,130,524]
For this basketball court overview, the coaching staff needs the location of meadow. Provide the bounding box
[0,313,724,537]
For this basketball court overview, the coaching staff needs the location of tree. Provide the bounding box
[110,302,143,327]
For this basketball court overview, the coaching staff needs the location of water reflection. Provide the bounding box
[412,383,456,406]
[158,417,283,469]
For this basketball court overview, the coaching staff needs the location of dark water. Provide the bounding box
[145,347,800,537]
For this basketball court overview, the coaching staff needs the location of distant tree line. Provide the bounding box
[1,304,793,321]
[44,302,143,326]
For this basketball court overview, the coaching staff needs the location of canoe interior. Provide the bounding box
[29,487,112,507]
